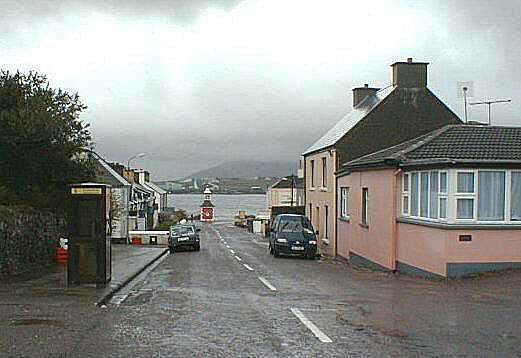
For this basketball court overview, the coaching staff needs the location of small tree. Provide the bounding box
[0,70,95,211]
[155,210,188,231]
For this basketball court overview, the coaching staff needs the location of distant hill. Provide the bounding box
[186,161,298,179]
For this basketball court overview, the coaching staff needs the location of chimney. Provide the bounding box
[352,83,380,108]
[109,162,125,177]
[123,169,135,183]
[391,58,429,88]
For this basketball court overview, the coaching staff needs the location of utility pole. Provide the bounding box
[457,82,473,124]
[290,175,294,207]
[469,99,512,125]
[462,86,468,123]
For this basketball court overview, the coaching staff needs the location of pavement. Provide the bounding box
[99,244,169,305]
[2,244,168,305]
[0,244,167,357]
[2,225,521,357]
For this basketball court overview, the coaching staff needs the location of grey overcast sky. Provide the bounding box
[2,0,520,179]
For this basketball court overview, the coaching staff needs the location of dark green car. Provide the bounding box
[169,224,201,253]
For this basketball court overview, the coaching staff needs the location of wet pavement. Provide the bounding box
[1,225,521,357]
[0,244,167,357]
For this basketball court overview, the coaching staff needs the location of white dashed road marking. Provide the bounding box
[243,264,254,271]
[110,293,129,305]
[290,308,333,343]
[230,249,235,254]
[234,255,242,262]
[226,245,230,248]
[258,277,277,291]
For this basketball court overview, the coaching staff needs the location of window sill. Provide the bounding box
[319,187,328,192]
[309,187,316,191]
[321,238,330,245]
[398,217,521,230]
[339,216,350,222]
[359,223,369,229]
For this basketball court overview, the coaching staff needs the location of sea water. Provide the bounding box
[167,194,267,222]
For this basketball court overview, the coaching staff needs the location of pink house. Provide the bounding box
[336,125,521,278]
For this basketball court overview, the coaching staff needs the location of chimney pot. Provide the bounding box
[407,57,413,63]
[364,83,368,88]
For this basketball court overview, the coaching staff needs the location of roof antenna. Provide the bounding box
[457,82,473,123]
[469,99,512,126]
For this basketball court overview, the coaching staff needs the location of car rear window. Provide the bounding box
[278,216,314,233]
[171,226,195,236]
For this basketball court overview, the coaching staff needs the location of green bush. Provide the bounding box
[154,210,188,231]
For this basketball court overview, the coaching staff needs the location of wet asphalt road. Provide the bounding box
[99,224,521,357]
[2,223,521,357]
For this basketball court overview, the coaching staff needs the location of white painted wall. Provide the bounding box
[110,187,130,240]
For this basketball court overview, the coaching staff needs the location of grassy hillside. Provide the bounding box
[187,160,298,179]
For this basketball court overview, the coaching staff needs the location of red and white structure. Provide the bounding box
[200,188,215,222]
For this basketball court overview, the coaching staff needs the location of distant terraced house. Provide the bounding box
[93,154,131,243]
[134,169,168,228]
[303,58,462,257]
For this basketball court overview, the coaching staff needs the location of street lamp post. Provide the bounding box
[127,153,147,170]
[290,175,294,207]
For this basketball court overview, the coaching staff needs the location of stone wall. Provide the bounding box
[0,205,66,276]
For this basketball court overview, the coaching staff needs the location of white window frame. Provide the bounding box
[510,171,521,221]
[402,174,410,215]
[410,172,420,217]
[419,171,430,218]
[476,169,508,223]
[455,170,477,221]
[361,188,369,226]
[321,157,327,189]
[402,168,521,225]
[438,171,448,220]
[340,187,350,219]
[402,170,442,222]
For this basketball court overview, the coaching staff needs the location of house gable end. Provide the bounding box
[335,87,461,166]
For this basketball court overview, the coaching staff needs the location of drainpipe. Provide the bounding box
[390,168,402,271]
[333,150,338,258]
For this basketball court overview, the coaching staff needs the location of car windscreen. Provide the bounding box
[171,226,195,236]
[278,217,314,234]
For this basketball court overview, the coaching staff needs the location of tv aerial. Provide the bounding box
[469,99,512,125]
